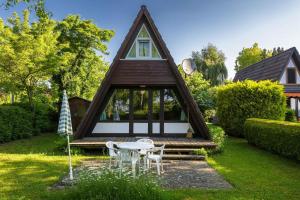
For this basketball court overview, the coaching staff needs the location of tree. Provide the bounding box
[0,10,58,109]
[51,15,114,100]
[3,0,50,18]
[272,47,284,56]
[235,43,284,71]
[179,66,214,112]
[192,43,228,86]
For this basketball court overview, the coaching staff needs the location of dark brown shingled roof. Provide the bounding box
[233,47,300,82]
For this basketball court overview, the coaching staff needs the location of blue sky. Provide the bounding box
[1,0,300,79]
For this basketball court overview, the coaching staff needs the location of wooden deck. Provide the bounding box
[71,137,216,149]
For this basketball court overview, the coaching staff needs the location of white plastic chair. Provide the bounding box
[105,141,119,169]
[118,149,140,177]
[136,138,154,155]
[146,144,165,175]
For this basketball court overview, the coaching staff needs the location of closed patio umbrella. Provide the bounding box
[58,90,74,180]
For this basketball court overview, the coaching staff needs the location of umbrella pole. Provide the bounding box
[67,134,73,180]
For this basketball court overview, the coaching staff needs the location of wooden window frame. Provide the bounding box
[98,87,188,135]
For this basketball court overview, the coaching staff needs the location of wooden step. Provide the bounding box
[164,148,199,152]
[163,148,199,154]
[163,154,205,160]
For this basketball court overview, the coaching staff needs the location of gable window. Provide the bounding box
[126,24,162,59]
[287,68,296,84]
[138,40,150,57]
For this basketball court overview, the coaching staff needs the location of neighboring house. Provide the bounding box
[74,6,209,139]
[234,47,300,120]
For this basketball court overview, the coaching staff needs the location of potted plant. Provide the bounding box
[186,127,193,138]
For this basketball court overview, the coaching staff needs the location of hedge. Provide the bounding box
[216,80,286,137]
[0,106,33,142]
[0,103,57,143]
[207,123,226,153]
[244,118,300,160]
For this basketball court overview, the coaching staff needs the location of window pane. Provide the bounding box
[164,89,186,121]
[133,90,149,120]
[152,90,160,120]
[100,89,130,121]
[152,44,160,58]
[138,25,150,38]
[287,68,296,84]
[127,42,136,58]
[138,40,150,57]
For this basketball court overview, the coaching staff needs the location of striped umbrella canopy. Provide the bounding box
[58,90,73,135]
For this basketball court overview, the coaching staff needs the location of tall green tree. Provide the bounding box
[192,43,228,86]
[0,10,58,109]
[179,66,214,112]
[235,43,284,71]
[51,15,114,100]
[3,0,49,18]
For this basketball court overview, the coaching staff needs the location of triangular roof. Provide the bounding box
[75,5,210,139]
[233,47,300,82]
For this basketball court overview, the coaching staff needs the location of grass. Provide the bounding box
[168,138,300,200]
[0,134,299,199]
[0,133,98,200]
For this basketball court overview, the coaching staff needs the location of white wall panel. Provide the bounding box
[164,123,190,134]
[133,123,148,134]
[92,123,129,134]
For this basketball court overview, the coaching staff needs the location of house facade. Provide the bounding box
[74,6,209,139]
[234,47,300,120]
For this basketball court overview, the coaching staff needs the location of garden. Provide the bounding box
[0,1,300,200]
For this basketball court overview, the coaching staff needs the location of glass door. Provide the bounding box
[132,89,149,134]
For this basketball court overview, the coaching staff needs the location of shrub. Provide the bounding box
[216,80,286,137]
[18,102,57,134]
[48,171,168,200]
[194,148,208,159]
[244,118,300,160]
[207,123,226,153]
[285,108,297,122]
[204,109,216,122]
[0,105,33,142]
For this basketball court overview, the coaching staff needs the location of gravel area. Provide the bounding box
[52,159,232,189]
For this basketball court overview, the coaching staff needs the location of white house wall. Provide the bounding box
[280,59,300,84]
[92,122,190,134]
[92,123,129,134]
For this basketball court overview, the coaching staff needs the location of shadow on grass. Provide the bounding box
[0,156,70,200]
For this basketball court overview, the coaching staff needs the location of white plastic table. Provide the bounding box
[117,142,154,177]
[117,142,154,150]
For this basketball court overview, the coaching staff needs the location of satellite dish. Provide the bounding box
[182,58,196,75]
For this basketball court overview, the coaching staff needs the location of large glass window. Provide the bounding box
[100,89,130,121]
[163,89,186,121]
[133,89,149,120]
[152,90,160,120]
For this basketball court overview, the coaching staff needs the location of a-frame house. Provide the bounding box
[75,5,210,139]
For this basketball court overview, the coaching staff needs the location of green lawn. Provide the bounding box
[170,138,300,200]
[0,134,98,200]
[0,134,299,200]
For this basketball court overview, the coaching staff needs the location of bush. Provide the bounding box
[0,103,57,143]
[18,102,57,134]
[0,105,33,142]
[48,171,168,200]
[207,123,226,153]
[204,109,216,122]
[194,148,208,159]
[216,80,286,137]
[244,118,300,160]
[285,108,297,122]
